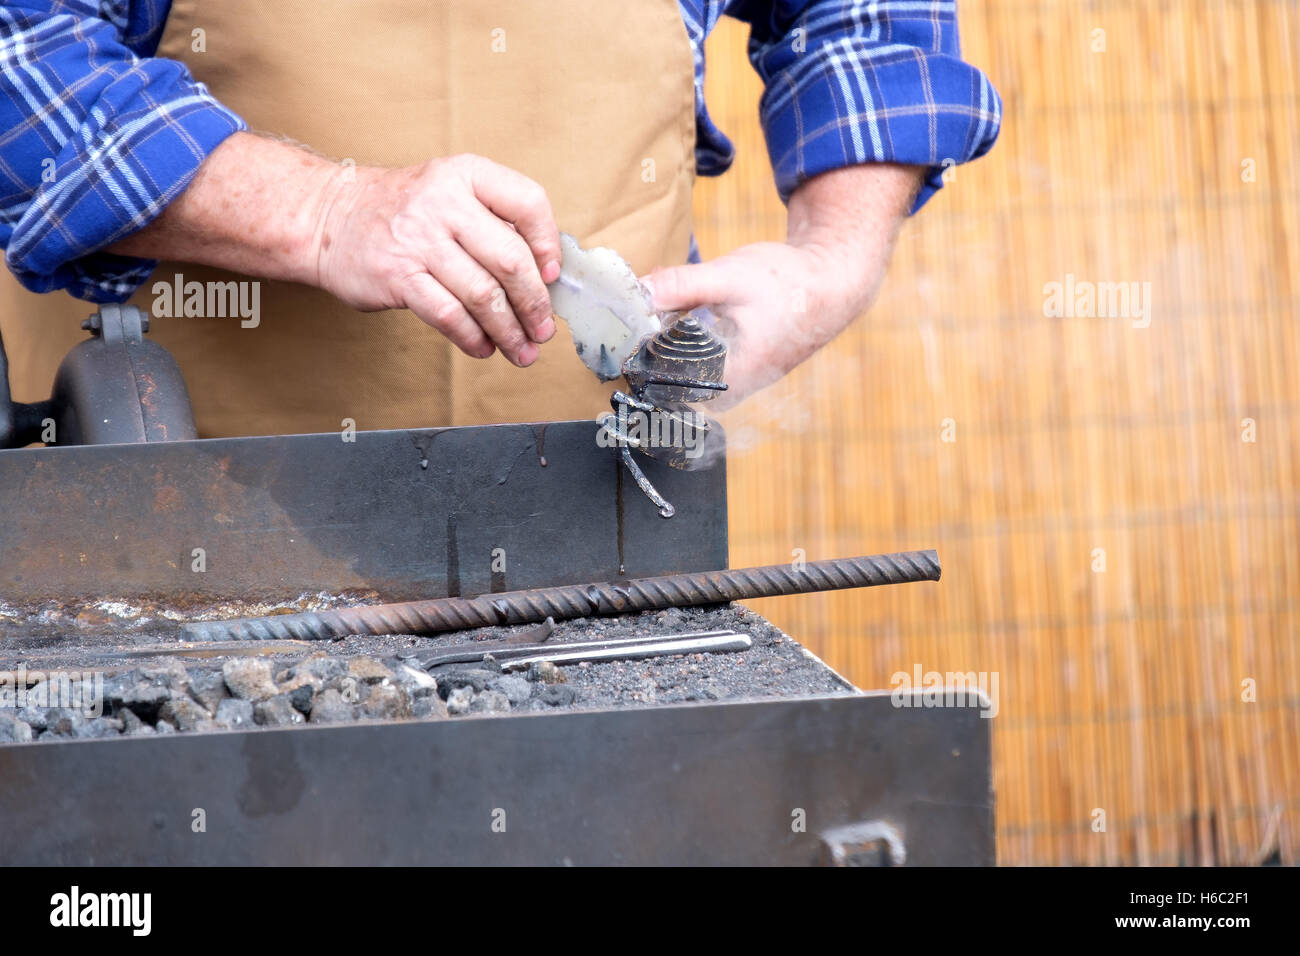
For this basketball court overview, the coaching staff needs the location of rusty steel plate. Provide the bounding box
[0,692,993,866]
[0,421,727,607]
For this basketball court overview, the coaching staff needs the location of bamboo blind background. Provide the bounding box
[692,0,1299,865]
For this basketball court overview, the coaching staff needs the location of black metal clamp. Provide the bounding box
[0,303,196,448]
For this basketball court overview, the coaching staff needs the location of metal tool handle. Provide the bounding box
[419,628,741,669]
[500,632,752,670]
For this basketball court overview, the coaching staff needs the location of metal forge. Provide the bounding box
[0,297,993,866]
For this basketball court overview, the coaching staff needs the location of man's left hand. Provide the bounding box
[642,163,925,406]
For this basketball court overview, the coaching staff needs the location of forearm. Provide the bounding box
[785,162,926,315]
[645,161,927,405]
[109,133,561,365]
[107,132,341,287]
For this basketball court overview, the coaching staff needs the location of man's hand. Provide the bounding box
[314,155,561,365]
[109,133,561,367]
[642,163,925,405]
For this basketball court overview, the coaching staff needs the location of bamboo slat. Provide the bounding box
[692,0,1300,865]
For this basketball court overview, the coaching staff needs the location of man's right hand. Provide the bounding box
[109,134,561,367]
[313,154,561,366]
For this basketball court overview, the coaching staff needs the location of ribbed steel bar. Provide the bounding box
[180,550,940,642]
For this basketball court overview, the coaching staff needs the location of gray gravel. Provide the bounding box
[0,604,854,744]
[215,697,254,729]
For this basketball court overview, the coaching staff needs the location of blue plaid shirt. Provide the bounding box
[1,0,1001,302]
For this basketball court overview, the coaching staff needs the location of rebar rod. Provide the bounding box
[180,550,940,642]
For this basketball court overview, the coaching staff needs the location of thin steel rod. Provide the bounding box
[500,632,752,670]
[180,550,940,642]
[420,628,739,670]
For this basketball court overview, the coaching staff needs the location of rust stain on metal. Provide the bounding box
[531,423,548,467]
[2,448,365,606]
[135,369,168,440]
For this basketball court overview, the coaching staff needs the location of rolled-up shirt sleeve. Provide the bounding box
[727,0,1002,211]
[0,1,246,302]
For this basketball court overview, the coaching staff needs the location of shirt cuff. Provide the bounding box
[6,64,246,303]
[757,45,1002,212]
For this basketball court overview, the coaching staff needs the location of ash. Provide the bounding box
[0,604,855,745]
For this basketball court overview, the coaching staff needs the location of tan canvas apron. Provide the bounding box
[0,0,696,435]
